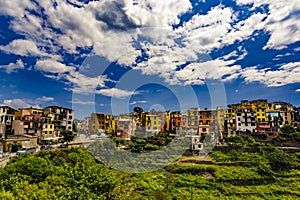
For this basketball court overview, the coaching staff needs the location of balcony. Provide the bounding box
[257,123,270,129]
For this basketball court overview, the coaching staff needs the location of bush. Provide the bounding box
[267,150,295,171]
[280,124,296,134]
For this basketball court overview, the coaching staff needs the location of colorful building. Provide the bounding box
[96,113,116,135]
[199,108,213,136]
[44,106,74,135]
[0,106,16,138]
[224,104,237,136]
[170,111,181,133]
[146,114,162,135]
[252,99,268,123]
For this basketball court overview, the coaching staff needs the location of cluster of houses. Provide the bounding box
[78,99,300,140]
[0,106,74,152]
[2,99,299,154]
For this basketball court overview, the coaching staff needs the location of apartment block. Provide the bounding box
[170,111,181,133]
[115,115,137,137]
[199,108,213,136]
[236,108,257,133]
[95,113,116,135]
[146,114,162,135]
[44,106,74,134]
[13,108,43,136]
[0,106,16,138]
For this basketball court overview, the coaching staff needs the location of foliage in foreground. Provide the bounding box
[0,148,299,199]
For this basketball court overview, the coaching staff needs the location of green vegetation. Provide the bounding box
[123,133,174,153]
[0,142,299,199]
[60,130,75,144]
[9,142,22,153]
[274,124,300,142]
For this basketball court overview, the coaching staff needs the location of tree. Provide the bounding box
[61,130,75,144]
[280,124,296,134]
[9,142,22,152]
[267,150,294,171]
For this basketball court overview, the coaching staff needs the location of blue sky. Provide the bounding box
[0,0,299,119]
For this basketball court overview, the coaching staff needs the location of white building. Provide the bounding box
[236,108,257,133]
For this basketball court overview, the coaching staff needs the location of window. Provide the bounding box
[202,128,206,132]
[50,125,53,128]
[45,131,48,134]
[45,125,48,128]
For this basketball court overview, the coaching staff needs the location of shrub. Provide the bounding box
[267,150,294,171]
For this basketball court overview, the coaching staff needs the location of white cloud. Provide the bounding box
[0,39,47,57]
[0,0,299,90]
[0,0,36,18]
[35,59,75,74]
[65,71,107,94]
[70,100,95,105]
[2,99,34,109]
[0,59,24,74]
[236,0,300,50]
[36,96,54,102]
[129,100,148,105]
[2,96,55,109]
[241,62,300,87]
[296,89,300,92]
[96,88,138,98]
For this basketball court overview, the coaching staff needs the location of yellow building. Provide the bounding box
[224,104,237,136]
[146,114,162,134]
[252,99,268,123]
[187,107,200,128]
[267,101,294,125]
[2,135,38,152]
[165,111,171,131]
[15,107,43,119]
[40,112,55,139]
[96,113,116,135]
[217,106,225,137]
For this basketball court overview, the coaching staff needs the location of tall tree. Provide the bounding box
[61,130,75,144]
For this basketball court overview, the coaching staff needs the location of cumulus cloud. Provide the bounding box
[2,99,30,109]
[236,0,300,50]
[1,95,54,109]
[96,88,139,98]
[0,39,47,57]
[35,59,75,74]
[0,0,299,90]
[241,62,300,87]
[0,59,24,74]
